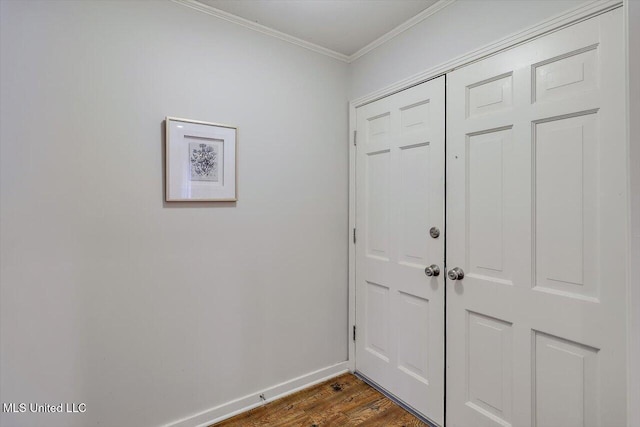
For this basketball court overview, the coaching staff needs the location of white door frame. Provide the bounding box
[347,1,636,425]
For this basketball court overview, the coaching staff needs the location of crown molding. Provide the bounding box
[172,0,618,70]
[350,0,623,107]
[171,0,455,64]
[171,0,350,62]
[348,0,456,62]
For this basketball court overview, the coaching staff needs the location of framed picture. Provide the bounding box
[165,117,237,202]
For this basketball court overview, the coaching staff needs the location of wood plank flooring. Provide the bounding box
[211,373,428,427]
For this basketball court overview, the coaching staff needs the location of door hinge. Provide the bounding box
[353,325,356,341]
[353,228,356,244]
[353,130,357,146]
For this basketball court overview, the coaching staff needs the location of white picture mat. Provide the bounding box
[167,118,237,201]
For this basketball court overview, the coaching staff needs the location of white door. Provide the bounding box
[355,76,445,424]
[446,9,627,427]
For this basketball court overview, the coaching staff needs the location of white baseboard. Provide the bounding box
[163,361,350,427]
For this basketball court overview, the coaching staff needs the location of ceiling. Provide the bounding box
[196,0,440,57]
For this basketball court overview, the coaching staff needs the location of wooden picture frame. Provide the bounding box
[165,117,237,202]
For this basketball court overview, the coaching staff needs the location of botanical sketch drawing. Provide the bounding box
[189,142,219,182]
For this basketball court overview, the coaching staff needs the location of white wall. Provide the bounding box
[0,1,349,427]
[626,0,640,425]
[348,0,585,100]
[1,0,636,426]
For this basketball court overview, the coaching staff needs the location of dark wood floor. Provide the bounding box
[211,373,428,427]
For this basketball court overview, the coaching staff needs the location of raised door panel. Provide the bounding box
[365,282,390,362]
[397,292,430,384]
[467,73,514,118]
[533,46,598,103]
[366,151,391,260]
[398,143,431,266]
[534,113,598,300]
[533,331,599,427]
[466,312,513,427]
[467,127,514,285]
